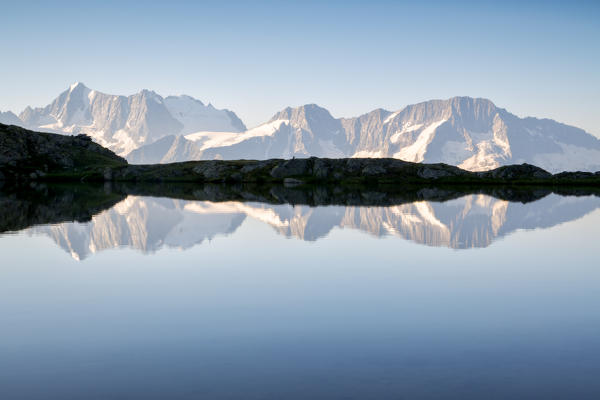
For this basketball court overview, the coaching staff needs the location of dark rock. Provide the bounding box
[270,158,312,178]
[554,171,598,180]
[193,161,234,181]
[362,163,386,176]
[0,123,126,180]
[313,158,332,179]
[241,161,271,173]
[417,166,455,179]
[345,158,364,174]
[482,163,552,180]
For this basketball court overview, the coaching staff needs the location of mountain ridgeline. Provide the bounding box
[7,83,246,156]
[1,83,600,173]
[2,122,600,187]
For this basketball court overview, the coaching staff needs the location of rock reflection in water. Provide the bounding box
[10,188,598,259]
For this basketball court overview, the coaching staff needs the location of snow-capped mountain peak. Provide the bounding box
[14,83,246,156]
[164,94,245,135]
[5,88,600,172]
[0,110,22,125]
[69,81,87,90]
[128,96,600,172]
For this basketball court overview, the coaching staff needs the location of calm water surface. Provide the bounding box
[1,187,599,399]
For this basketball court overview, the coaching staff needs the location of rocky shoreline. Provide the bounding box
[2,123,599,186]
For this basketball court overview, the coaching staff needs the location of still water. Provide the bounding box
[1,184,599,399]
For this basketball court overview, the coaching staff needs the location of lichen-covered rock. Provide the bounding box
[270,158,312,178]
[193,161,233,181]
[481,163,552,180]
[0,123,126,180]
[554,171,595,179]
[362,164,387,176]
[241,160,273,173]
[417,166,456,179]
[345,158,365,174]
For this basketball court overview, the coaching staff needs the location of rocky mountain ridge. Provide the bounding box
[2,86,600,173]
[130,98,600,173]
[3,82,245,156]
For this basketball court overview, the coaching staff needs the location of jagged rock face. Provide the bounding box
[127,135,205,164]
[0,111,22,125]
[351,97,600,172]
[15,83,246,156]
[341,108,391,155]
[269,104,348,157]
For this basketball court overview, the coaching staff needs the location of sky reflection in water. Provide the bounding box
[0,192,599,399]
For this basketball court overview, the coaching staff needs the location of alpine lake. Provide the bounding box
[1,182,599,399]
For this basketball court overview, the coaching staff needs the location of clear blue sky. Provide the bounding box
[1,0,598,135]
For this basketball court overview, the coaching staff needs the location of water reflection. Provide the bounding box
[1,184,600,399]
[2,183,598,259]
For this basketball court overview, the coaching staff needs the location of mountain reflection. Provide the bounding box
[8,187,598,259]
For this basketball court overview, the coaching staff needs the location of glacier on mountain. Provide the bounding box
[5,84,600,172]
[14,82,246,156]
[127,97,600,173]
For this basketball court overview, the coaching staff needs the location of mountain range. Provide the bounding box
[2,83,599,173]
[2,82,246,156]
